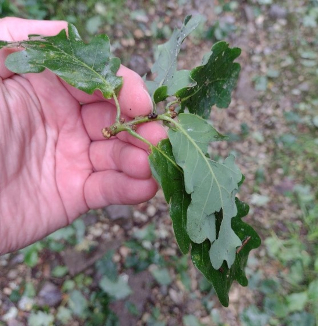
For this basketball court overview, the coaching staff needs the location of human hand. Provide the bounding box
[0,18,166,254]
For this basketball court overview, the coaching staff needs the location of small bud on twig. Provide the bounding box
[102,127,112,139]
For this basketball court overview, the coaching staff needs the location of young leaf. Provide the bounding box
[168,113,242,268]
[191,199,261,307]
[4,24,122,98]
[146,15,201,102]
[176,42,241,118]
[149,139,191,254]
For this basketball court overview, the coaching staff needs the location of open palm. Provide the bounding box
[0,18,166,254]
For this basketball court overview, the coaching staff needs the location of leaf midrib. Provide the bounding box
[24,38,115,96]
[171,119,225,212]
[151,144,183,173]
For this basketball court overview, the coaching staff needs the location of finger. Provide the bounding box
[89,139,151,179]
[116,65,153,118]
[62,65,153,118]
[0,17,67,41]
[81,101,167,150]
[84,171,158,209]
[0,18,67,79]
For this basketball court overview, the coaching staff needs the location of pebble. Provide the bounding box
[119,246,131,258]
[229,287,240,303]
[7,320,24,326]
[37,282,62,307]
[88,226,103,237]
[156,227,169,239]
[243,5,254,21]
[129,54,149,76]
[269,4,287,19]
[106,205,132,221]
[169,288,183,305]
[10,254,24,265]
[106,205,133,230]
[133,29,144,39]
[8,269,18,279]
[112,225,120,233]
[2,307,18,321]
[113,253,121,263]
[3,287,12,295]
[133,211,148,223]
[0,254,9,266]
[160,285,168,296]
[18,296,34,311]
[9,282,18,289]
[121,38,135,47]
[146,205,156,217]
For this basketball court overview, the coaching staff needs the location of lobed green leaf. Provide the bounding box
[191,198,261,307]
[146,15,201,102]
[4,24,122,98]
[149,139,191,254]
[176,42,241,118]
[168,113,242,269]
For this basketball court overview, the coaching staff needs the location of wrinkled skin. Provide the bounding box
[0,18,166,254]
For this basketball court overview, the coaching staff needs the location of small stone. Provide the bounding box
[269,5,287,19]
[132,12,148,23]
[8,320,24,326]
[3,287,12,295]
[169,288,183,305]
[83,213,98,226]
[105,205,133,230]
[119,246,131,258]
[89,226,103,237]
[105,205,132,221]
[298,82,310,92]
[156,227,169,239]
[2,307,18,321]
[8,269,18,279]
[146,205,156,217]
[129,55,149,76]
[160,285,168,296]
[243,5,254,21]
[113,253,121,263]
[0,254,9,266]
[37,282,62,307]
[10,253,24,265]
[133,29,144,39]
[121,38,135,47]
[112,225,120,233]
[18,296,34,311]
[133,211,148,223]
[229,287,240,302]
[9,282,18,289]
[274,178,295,194]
